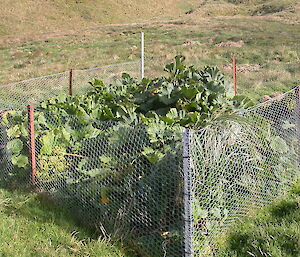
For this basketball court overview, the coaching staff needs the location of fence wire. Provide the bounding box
[190,88,300,256]
[0,61,140,110]
[0,87,299,256]
[0,107,185,257]
[73,61,141,96]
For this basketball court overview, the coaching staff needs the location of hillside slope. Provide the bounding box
[187,0,299,19]
[1,0,299,40]
[0,0,197,38]
[0,0,298,99]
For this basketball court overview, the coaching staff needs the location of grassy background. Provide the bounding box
[0,0,198,38]
[0,0,299,101]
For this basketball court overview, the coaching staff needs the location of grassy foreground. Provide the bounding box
[217,180,300,257]
[0,187,133,257]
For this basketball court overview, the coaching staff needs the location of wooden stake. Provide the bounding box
[28,105,36,185]
[69,69,73,96]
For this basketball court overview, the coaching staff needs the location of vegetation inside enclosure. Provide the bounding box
[0,186,133,257]
[2,56,252,173]
[0,57,253,256]
[216,180,300,257]
[0,57,299,256]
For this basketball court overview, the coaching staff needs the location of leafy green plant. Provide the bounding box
[1,56,254,256]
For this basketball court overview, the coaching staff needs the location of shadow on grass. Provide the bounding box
[216,180,300,257]
[0,175,138,257]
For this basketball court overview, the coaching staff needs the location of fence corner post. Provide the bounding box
[69,69,73,96]
[233,56,237,96]
[183,128,193,257]
[295,86,300,165]
[141,32,145,79]
[28,105,36,185]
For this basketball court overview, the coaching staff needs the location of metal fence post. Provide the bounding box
[233,56,237,96]
[183,129,193,257]
[141,32,145,79]
[28,105,36,185]
[296,86,300,165]
[69,69,73,96]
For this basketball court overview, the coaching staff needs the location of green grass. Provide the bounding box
[216,180,300,257]
[0,186,134,257]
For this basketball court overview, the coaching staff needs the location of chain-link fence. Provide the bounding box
[0,106,186,256]
[189,88,300,256]
[0,86,299,255]
[0,61,141,110]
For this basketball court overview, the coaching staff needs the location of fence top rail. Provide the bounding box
[0,71,69,89]
[243,85,299,113]
[73,61,140,73]
[0,60,140,89]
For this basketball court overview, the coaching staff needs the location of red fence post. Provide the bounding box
[233,56,237,96]
[69,69,73,96]
[28,105,36,185]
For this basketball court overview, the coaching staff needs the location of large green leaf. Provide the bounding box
[40,131,55,155]
[61,127,71,143]
[7,125,21,139]
[142,146,165,163]
[182,87,198,99]
[270,136,289,154]
[7,139,23,154]
[12,154,29,168]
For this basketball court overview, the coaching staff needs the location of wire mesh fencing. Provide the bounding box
[0,106,29,186]
[0,61,141,110]
[72,61,141,96]
[0,107,186,257]
[0,87,299,256]
[189,88,300,256]
[0,72,69,110]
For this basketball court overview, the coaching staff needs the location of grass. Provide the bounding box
[216,180,300,257]
[0,186,135,257]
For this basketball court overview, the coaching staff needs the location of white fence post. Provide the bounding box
[296,86,300,165]
[183,128,193,257]
[141,32,145,79]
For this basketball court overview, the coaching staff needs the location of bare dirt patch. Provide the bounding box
[223,64,260,73]
[216,40,245,48]
[182,40,200,46]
